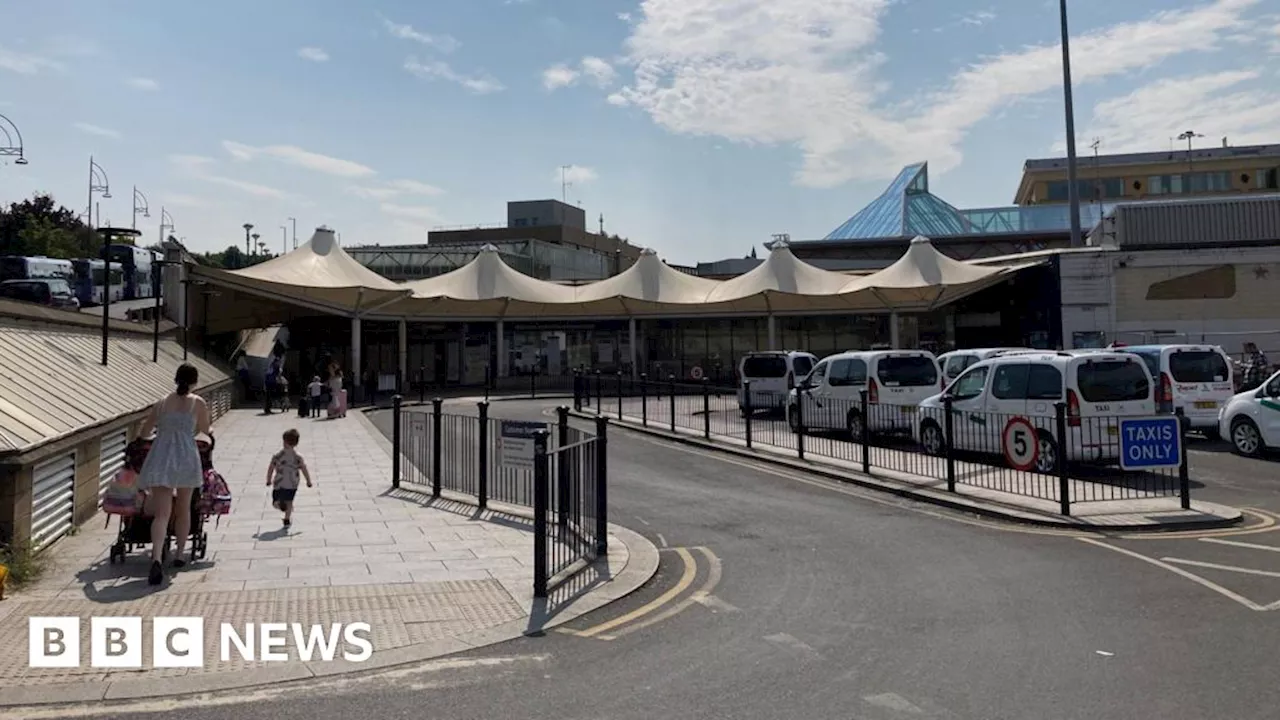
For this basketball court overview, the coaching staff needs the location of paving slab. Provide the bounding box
[0,408,658,707]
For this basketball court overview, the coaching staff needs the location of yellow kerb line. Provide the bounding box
[573,546,698,638]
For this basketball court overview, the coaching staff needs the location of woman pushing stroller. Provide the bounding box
[135,363,212,586]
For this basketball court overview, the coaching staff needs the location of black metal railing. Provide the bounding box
[573,375,1191,516]
[391,396,608,597]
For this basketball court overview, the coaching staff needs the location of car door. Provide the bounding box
[800,361,830,429]
[946,365,992,452]
[985,364,1031,455]
[1260,373,1280,447]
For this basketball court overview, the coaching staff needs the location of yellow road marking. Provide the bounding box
[1116,508,1278,540]
[598,547,722,640]
[573,546,698,638]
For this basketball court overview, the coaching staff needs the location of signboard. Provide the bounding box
[1119,417,1182,471]
[1002,417,1039,472]
[499,420,548,470]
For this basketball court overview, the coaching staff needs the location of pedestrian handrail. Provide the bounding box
[389,396,607,598]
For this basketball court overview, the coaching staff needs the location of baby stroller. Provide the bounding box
[104,436,230,565]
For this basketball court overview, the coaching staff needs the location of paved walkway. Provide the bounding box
[0,409,657,706]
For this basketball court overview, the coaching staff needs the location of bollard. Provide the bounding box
[573,369,582,411]
[532,430,549,598]
[860,389,870,474]
[641,373,648,427]
[744,380,753,449]
[1055,402,1070,516]
[617,371,624,420]
[702,378,711,439]
[795,388,805,460]
[392,395,402,489]
[431,397,443,497]
[595,416,609,556]
[942,395,955,493]
[1176,407,1191,510]
[595,370,603,414]
[478,401,489,509]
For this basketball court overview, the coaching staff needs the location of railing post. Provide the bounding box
[1176,408,1191,509]
[616,370,624,420]
[431,397,443,497]
[668,375,676,432]
[594,370,602,414]
[744,380,753,449]
[640,373,648,427]
[557,406,570,531]
[943,396,955,493]
[1055,402,1070,516]
[532,430,549,598]
[392,395,402,489]
[702,378,711,439]
[419,366,426,403]
[860,389,870,474]
[573,369,582,411]
[477,400,489,509]
[795,389,805,460]
[595,415,609,556]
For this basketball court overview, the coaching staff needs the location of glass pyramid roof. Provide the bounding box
[824,163,973,241]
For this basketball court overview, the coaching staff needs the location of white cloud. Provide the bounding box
[556,165,597,185]
[350,179,445,200]
[127,76,159,91]
[381,16,460,53]
[609,0,1265,187]
[959,10,996,26]
[1065,70,1280,154]
[73,122,121,140]
[297,47,329,62]
[580,57,617,86]
[380,203,440,223]
[387,179,444,195]
[404,56,504,94]
[0,45,60,74]
[168,154,291,199]
[543,63,579,89]
[618,12,633,22]
[221,141,377,177]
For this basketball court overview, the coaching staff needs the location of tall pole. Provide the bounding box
[132,185,137,230]
[152,259,161,362]
[289,217,297,249]
[280,225,287,254]
[87,157,94,235]
[1058,0,1083,249]
[243,223,253,255]
[101,228,109,366]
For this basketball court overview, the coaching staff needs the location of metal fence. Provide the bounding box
[390,397,608,596]
[574,372,1192,516]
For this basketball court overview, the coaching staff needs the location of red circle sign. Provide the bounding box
[1002,416,1039,471]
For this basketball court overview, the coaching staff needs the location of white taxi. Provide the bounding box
[1218,370,1280,457]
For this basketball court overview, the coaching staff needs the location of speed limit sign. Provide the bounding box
[1002,416,1039,471]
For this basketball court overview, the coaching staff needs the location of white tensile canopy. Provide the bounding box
[850,235,1041,309]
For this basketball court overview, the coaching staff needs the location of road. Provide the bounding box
[16,398,1280,720]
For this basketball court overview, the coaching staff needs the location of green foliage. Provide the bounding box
[0,540,47,588]
[0,193,98,260]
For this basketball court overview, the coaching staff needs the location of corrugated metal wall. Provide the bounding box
[30,452,76,551]
[1114,196,1280,248]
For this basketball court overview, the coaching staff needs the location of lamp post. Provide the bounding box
[158,207,175,249]
[96,226,142,366]
[243,223,254,255]
[151,256,179,362]
[88,157,111,232]
[1178,130,1204,179]
[132,186,151,230]
[288,217,297,249]
[1058,0,1083,249]
[252,233,261,256]
[0,114,28,165]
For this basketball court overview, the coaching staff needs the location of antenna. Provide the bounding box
[560,165,572,203]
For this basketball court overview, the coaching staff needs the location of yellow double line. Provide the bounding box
[560,546,722,641]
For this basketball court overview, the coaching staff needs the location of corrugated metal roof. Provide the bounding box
[1111,194,1280,248]
[0,319,229,455]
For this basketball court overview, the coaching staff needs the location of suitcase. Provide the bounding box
[297,397,309,418]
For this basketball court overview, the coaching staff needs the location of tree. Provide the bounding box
[0,194,96,259]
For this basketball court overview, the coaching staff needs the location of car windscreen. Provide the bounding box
[1076,360,1150,402]
[1168,350,1230,383]
[46,280,72,295]
[741,356,788,378]
[876,356,938,386]
[791,356,814,376]
[1128,350,1160,377]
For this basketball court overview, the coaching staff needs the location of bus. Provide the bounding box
[0,255,75,283]
[105,244,156,300]
[71,259,125,307]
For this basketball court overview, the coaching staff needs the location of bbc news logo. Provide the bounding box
[29,618,374,668]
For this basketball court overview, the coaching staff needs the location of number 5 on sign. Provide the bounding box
[1002,416,1039,471]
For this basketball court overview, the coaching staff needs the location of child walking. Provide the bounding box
[307,376,324,418]
[266,428,312,527]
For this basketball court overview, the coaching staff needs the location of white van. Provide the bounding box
[1218,370,1280,457]
[737,351,817,415]
[787,350,941,437]
[1117,345,1234,438]
[937,348,1030,383]
[914,351,1155,472]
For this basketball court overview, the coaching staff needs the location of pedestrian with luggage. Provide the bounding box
[136,363,211,585]
[266,428,313,528]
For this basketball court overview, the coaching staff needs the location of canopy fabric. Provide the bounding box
[403,245,577,303]
[847,235,1031,308]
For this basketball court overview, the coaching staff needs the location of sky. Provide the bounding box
[2,0,1279,264]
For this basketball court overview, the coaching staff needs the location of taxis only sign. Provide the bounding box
[1118,417,1183,471]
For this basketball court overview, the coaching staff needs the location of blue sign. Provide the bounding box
[1119,417,1182,471]
[499,420,547,469]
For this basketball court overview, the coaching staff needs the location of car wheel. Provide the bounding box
[846,410,865,441]
[920,421,945,456]
[1033,432,1059,474]
[1231,418,1264,458]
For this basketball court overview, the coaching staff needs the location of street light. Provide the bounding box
[1178,130,1204,177]
[158,207,175,249]
[252,233,262,256]
[132,186,150,230]
[1058,0,1083,249]
[0,114,28,165]
[243,222,254,255]
[88,157,111,233]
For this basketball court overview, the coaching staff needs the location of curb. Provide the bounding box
[575,411,1244,533]
[0,419,660,709]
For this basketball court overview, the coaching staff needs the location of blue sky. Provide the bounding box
[2,0,1278,263]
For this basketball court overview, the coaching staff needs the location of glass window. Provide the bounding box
[944,355,974,379]
[1046,181,1069,202]
[1168,350,1229,383]
[950,366,988,400]
[805,361,828,385]
[991,364,1030,400]
[1076,360,1150,402]
[828,358,867,386]
[876,356,938,386]
[742,355,787,378]
[792,355,815,377]
[1026,365,1063,400]
[1128,350,1160,377]
[1257,168,1278,190]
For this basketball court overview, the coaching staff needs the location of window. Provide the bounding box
[950,366,988,400]
[791,356,815,377]
[877,356,938,386]
[944,355,974,380]
[1257,168,1278,190]
[991,364,1030,400]
[1168,351,1230,383]
[1026,365,1064,400]
[806,362,828,385]
[1076,360,1150,402]
[742,355,787,378]
[829,358,867,387]
[1127,350,1160,377]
